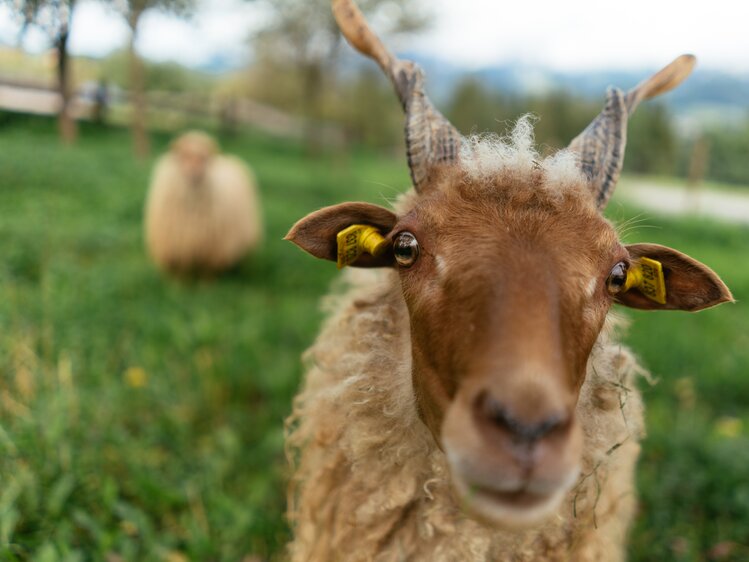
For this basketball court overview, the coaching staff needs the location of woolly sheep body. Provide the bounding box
[286,122,648,561]
[286,265,645,562]
[286,125,649,560]
[145,134,262,273]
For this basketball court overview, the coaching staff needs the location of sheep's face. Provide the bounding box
[287,166,732,528]
[171,132,218,185]
[389,170,618,526]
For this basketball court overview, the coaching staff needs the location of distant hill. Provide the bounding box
[393,53,749,129]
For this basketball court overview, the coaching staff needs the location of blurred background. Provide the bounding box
[0,0,747,560]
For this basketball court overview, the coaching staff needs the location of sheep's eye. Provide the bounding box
[393,232,419,267]
[606,261,629,295]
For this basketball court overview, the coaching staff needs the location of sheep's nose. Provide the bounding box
[474,391,571,447]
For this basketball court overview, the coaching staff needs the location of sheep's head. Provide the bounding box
[287,0,733,528]
[171,131,218,184]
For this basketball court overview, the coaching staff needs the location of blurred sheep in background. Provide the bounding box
[144,131,263,274]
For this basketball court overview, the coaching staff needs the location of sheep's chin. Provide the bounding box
[450,471,577,529]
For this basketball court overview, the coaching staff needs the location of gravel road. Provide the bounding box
[619,181,749,225]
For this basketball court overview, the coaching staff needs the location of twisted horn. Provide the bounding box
[569,54,696,210]
[332,0,462,192]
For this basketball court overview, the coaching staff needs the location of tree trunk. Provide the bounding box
[128,12,149,159]
[687,135,710,213]
[219,98,238,137]
[56,24,77,144]
[301,60,323,155]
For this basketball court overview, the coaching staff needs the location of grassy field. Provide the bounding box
[0,112,747,561]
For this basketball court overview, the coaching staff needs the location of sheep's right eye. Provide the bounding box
[393,232,419,267]
[606,261,629,295]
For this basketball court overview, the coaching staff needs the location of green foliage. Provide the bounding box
[0,112,747,560]
[445,75,680,169]
[625,104,678,176]
[524,90,593,151]
[255,0,430,67]
[99,49,214,94]
[2,0,75,37]
[338,68,404,147]
[107,0,195,27]
[702,124,749,186]
[445,76,504,136]
[250,0,431,139]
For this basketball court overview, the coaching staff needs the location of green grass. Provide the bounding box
[605,200,749,561]
[0,112,409,561]
[0,112,747,561]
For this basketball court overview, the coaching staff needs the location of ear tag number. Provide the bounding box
[336,225,389,269]
[624,257,667,304]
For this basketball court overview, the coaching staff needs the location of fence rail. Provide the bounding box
[0,78,343,144]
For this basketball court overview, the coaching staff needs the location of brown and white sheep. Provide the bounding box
[144,131,262,274]
[284,2,733,560]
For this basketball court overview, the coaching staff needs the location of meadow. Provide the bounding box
[0,112,747,561]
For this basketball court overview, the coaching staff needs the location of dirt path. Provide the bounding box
[618,180,749,225]
[0,83,62,115]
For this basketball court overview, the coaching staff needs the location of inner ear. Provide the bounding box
[617,243,733,312]
[286,202,398,267]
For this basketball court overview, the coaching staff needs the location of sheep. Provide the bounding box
[144,131,262,274]
[284,1,733,561]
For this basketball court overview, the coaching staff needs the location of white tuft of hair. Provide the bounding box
[459,115,585,191]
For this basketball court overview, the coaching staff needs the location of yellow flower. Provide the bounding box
[124,367,148,388]
[120,520,138,536]
[715,417,742,439]
[164,551,188,562]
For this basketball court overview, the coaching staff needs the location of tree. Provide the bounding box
[10,0,78,143]
[702,124,749,186]
[340,68,403,147]
[106,0,194,158]
[446,77,505,135]
[624,104,677,176]
[253,0,430,151]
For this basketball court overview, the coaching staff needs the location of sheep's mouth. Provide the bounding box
[458,481,568,527]
[472,486,551,509]
[450,470,578,528]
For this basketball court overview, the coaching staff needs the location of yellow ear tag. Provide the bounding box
[336,224,389,269]
[624,257,667,304]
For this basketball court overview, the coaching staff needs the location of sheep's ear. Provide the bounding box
[616,243,733,311]
[285,202,397,268]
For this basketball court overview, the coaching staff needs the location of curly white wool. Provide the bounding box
[460,116,584,192]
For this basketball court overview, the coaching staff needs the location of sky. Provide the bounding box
[1,0,749,73]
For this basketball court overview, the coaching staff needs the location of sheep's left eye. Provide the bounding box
[393,232,419,267]
[606,261,629,295]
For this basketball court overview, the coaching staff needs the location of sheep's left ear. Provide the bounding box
[285,202,397,268]
[616,243,733,312]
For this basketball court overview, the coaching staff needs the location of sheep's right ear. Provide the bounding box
[285,202,398,268]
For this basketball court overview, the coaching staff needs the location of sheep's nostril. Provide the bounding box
[476,392,569,445]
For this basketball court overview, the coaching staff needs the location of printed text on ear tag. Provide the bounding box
[336,224,389,269]
[625,257,667,304]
